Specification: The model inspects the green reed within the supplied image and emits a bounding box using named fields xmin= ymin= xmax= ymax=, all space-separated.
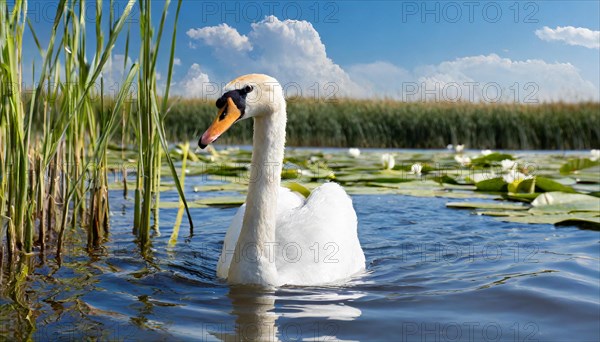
xmin=133 ymin=0 xmax=192 ymax=245
xmin=0 ymin=0 xmax=190 ymax=261
xmin=162 ymin=99 xmax=599 ymax=150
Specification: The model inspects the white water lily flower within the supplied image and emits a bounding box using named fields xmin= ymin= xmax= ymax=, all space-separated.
xmin=471 ymin=172 xmax=496 ymax=183
xmin=501 ymin=159 xmax=517 ymax=171
xmin=481 ymin=149 xmax=493 ymax=156
xmin=348 ymin=148 xmax=361 ymax=158
xmin=410 ymin=163 xmax=422 ymax=175
xmin=454 ymin=154 xmax=471 ymax=166
xmin=381 ymin=153 xmax=395 ymax=170
xmin=455 ymin=144 xmax=464 ymax=153
xmin=297 ymin=169 xmax=310 ymax=177
xmin=446 ymin=144 xmax=454 ymax=151
xmin=503 ymin=171 xmax=531 ymax=184
xmin=591 ymin=149 xmax=600 ymax=161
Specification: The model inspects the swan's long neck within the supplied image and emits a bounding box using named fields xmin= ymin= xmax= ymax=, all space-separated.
xmin=228 ymin=97 xmax=286 ymax=285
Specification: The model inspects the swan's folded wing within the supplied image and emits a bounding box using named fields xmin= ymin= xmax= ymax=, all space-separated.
xmin=276 ymin=182 xmax=365 ymax=285
xmin=216 ymin=187 xmax=305 ymax=279
xmin=216 ymin=203 xmax=246 ymax=279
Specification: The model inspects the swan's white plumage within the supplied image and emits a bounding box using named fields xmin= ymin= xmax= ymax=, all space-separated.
xmin=217 ymin=183 xmax=365 ymax=286
xmin=204 ymin=74 xmax=365 ymax=286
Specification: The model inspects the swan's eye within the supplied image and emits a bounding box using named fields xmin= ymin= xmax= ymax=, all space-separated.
xmin=219 ymin=105 xmax=228 ymax=120
xmin=243 ymin=85 xmax=253 ymax=94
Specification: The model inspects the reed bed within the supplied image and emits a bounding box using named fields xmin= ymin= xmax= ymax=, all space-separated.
xmin=164 ymin=99 xmax=599 ymax=150
xmin=0 ymin=0 xmax=190 ymax=264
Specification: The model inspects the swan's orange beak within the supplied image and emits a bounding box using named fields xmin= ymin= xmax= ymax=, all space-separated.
xmin=199 ymin=97 xmax=242 ymax=149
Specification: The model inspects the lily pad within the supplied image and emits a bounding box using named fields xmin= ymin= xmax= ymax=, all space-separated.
xmin=193 ymin=183 xmax=247 ymax=193
xmin=478 ymin=210 xmax=530 ymax=217
xmin=196 ymin=197 xmax=245 ymax=207
xmin=560 ymin=158 xmax=600 ymax=174
xmin=442 ymin=184 xmax=477 ymax=191
xmin=508 ymin=178 xmax=535 ymax=193
xmin=530 ymin=192 xmax=600 ymax=213
xmin=161 ymin=196 xmax=245 ymax=208
xmin=555 ymin=217 xmax=600 ymax=230
xmin=335 ymin=171 xmax=412 ymax=184
xmin=572 ymin=183 xmax=600 ymax=193
xmin=498 ymin=213 xmax=599 ymax=225
xmin=344 ymin=186 xmax=398 ymax=195
xmin=471 ymin=153 xmax=514 ymax=166
xmin=535 ymin=177 xmax=576 ymax=193
xmin=446 ymin=202 xmax=529 ymax=210
xmin=575 ymin=172 xmax=600 ymax=184
xmin=432 ymin=175 xmax=459 ymax=185
xmin=475 ymin=178 xmax=507 ymax=192
xmin=503 ymin=192 xmax=541 ymax=203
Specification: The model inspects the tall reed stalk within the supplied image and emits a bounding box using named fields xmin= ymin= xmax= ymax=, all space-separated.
xmin=133 ymin=0 xmax=192 ymax=246
xmin=0 ymin=0 xmax=156 ymax=260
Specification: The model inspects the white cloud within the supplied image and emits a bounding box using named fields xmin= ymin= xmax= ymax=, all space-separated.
xmin=187 ymin=23 xmax=252 ymax=53
xmin=174 ymin=63 xmax=212 ymax=98
xmin=186 ymin=16 xmax=361 ymax=97
xmin=418 ymin=54 xmax=598 ymax=102
xmin=185 ymin=17 xmax=597 ymax=102
xmin=174 ymin=57 xmax=182 ymax=66
xmin=348 ymin=54 xmax=598 ymax=102
xmin=535 ymin=26 xmax=600 ymax=49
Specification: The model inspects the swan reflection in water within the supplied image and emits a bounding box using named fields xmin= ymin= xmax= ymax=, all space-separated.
xmin=210 ymin=286 xmax=363 ymax=341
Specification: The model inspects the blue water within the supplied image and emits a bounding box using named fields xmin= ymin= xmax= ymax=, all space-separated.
xmin=3 ymin=181 xmax=597 ymax=342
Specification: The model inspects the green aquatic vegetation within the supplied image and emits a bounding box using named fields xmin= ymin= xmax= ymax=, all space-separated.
xmin=163 ymin=100 xmax=600 ymax=149
xmin=475 ymin=178 xmax=508 ymax=192
xmin=470 ymin=153 xmax=515 ymax=167
xmin=184 ymin=147 xmax=598 ymax=229
xmin=559 ymin=158 xmax=600 ymax=174
xmin=529 ymin=192 xmax=600 ymax=213
xmin=446 ymin=202 xmax=530 ymax=211
xmin=449 ymin=191 xmax=600 ymax=229
xmin=500 ymin=213 xmax=599 ymax=225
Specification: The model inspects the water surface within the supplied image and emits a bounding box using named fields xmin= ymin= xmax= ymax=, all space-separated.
xmin=1 ymin=173 xmax=599 ymax=341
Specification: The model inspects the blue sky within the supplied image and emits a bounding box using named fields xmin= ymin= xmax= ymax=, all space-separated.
xmin=20 ymin=1 xmax=600 ymax=102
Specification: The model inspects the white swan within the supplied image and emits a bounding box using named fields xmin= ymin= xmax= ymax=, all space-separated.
xmin=199 ymin=74 xmax=365 ymax=286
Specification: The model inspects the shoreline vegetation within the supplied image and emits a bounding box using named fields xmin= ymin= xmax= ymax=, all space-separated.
xmin=1 ymin=0 xmax=191 ymax=262
xmin=164 ymin=99 xmax=599 ymax=150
